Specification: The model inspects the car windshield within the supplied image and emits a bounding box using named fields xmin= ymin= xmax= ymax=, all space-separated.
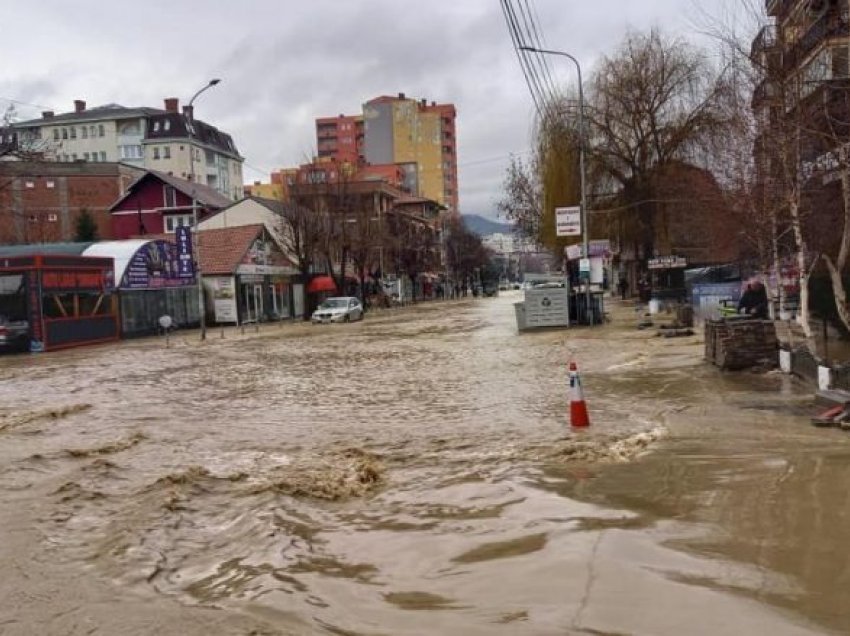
xmin=319 ymin=299 xmax=348 ymax=309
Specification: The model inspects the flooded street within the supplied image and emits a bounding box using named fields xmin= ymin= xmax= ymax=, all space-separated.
xmin=1 ymin=293 xmax=848 ymax=635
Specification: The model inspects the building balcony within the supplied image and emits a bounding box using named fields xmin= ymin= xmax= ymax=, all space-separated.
xmin=751 ymin=24 xmax=777 ymax=59
xmin=317 ymin=130 xmax=338 ymax=140
xmin=766 ymin=0 xmax=793 ymax=18
xmin=752 ymin=78 xmax=779 ymax=107
xmin=784 ymin=9 xmax=850 ymax=72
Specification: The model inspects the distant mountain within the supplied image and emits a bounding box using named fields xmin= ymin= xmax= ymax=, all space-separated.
xmin=462 ymin=214 xmax=513 ymax=237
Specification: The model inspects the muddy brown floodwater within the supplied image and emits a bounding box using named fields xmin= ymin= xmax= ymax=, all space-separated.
xmin=1 ymin=294 xmax=848 ymax=635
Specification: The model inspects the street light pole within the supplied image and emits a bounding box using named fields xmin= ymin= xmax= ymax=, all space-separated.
xmin=185 ymin=78 xmax=220 ymax=341
xmin=519 ymin=46 xmax=592 ymax=325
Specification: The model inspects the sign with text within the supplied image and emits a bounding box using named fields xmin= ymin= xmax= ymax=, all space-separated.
xmin=524 ymin=287 xmax=570 ymax=328
xmin=648 ymin=255 xmax=688 ymax=270
xmin=122 ymin=239 xmax=196 ymax=289
xmin=555 ymin=206 xmax=581 ymax=237
xmin=175 ymin=226 xmax=194 ymax=278
xmin=208 ymin=276 xmax=238 ymax=324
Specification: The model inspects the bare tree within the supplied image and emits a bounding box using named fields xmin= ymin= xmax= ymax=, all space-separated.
xmin=586 ymin=29 xmax=733 ymax=265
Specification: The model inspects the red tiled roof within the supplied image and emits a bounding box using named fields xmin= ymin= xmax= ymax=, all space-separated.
xmin=146 ymin=224 xmax=265 ymax=275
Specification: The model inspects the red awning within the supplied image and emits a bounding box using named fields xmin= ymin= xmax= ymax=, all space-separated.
xmin=307 ymin=275 xmax=338 ymax=293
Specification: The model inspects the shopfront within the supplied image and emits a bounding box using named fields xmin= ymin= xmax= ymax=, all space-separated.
xmin=83 ymin=232 xmax=198 ymax=337
xmin=197 ymin=224 xmax=297 ymax=326
xmin=0 ymin=253 xmax=118 ymax=352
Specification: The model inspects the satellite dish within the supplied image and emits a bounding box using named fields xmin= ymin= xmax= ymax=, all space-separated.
xmin=158 ymin=315 xmax=173 ymax=330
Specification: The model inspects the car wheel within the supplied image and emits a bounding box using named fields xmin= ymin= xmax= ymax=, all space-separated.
xmin=344 ymin=314 xmax=350 ymax=323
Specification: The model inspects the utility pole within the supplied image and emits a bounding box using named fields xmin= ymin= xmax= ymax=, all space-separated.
xmin=185 ymin=78 xmax=220 ymax=341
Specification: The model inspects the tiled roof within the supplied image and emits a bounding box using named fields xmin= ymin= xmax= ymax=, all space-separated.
xmin=147 ymin=224 xmax=265 ymax=275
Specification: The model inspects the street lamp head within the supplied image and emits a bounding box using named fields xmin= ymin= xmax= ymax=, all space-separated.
xmin=518 ymin=46 xmax=539 ymax=53
xmin=209 ymin=78 xmax=221 ymax=87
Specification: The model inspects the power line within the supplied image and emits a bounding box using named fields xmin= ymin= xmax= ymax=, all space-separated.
xmin=501 ymin=0 xmax=543 ymax=116
xmin=518 ymin=0 xmax=558 ymax=102
xmin=0 ymin=96 xmax=54 ymax=112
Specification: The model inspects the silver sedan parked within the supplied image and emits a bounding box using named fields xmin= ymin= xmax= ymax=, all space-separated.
xmin=311 ymin=297 xmax=364 ymax=324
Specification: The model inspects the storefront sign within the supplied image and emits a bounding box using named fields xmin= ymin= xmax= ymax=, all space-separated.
xmin=209 ymin=276 xmax=238 ymax=324
xmin=556 ymin=207 xmax=581 ymax=237
xmin=122 ymin=240 xmax=195 ymax=289
xmin=175 ymin=226 xmax=194 ymax=278
xmin=565 ymin=240 xmax=612 ymax=261
xmin=648 ymin=256 xmax=688 ymax=270
xmin=27 ymin=270 xmax=43 ymax=350
xmin=41 ymin=270 xmax=106 ymax=291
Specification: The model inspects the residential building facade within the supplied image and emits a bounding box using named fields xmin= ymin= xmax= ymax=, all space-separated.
xmin=10 ymin=99 xmax=244 ymax=200
xmin=0 ymin=161 xmax=143 ymax=244
xmin=315 ymin=93 xmax=459 ymax=213
xmin=752 ymin=0 xmax=850 ymax=264
xmin=108 ymin=170 xmax=232 ymax=239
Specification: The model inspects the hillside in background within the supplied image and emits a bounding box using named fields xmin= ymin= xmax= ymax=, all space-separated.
xmin=461 ymin=214 xmax=513 ymax=237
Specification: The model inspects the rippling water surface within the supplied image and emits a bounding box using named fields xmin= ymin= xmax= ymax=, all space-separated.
xmin=1 ymin=294 xmax=847 ymax=635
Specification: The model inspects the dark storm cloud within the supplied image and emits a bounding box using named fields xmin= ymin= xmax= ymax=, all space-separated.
xmin=1 ymin=0 xmax=737 ymax=218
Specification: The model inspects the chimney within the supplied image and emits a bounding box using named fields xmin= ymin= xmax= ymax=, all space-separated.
xmin=74 ymin=100 xmax=86 ymax=113
xmin=398 ymin=92 xmax=405 ymax=100
xmin=182 ymin=105 xmax=194 ymax=121
xmin=420 ymin=98 xmax=426 ymax=107
xmin=42 ymin=110 xmax=54 ymax=119
xmin=431 ymin=101 xmax=436 ymax=107
xmin=164 ymin=97 xmax=179 ymax=113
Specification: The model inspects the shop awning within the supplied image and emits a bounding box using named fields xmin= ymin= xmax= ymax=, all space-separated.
xmin=307 ymin=275 xmax=337 ymax=293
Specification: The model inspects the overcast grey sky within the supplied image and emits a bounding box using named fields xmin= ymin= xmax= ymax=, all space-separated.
xmin=1 ymin=1 xmax=743 ymax=219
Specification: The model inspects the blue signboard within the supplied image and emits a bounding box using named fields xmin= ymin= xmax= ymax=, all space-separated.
xmin=121 ymin=239 xmax=196 ymax=289
xmin=175 ymin=226 xmax=194 ymax=278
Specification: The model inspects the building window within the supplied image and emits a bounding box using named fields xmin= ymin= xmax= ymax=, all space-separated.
xmin=153 ymin=147 xmax=160 ymax=160
xmin=164 ymin=214 xmax=193 ymax=232
xmin=70 ymin=127 xmax=76 ymax=139
xmin=98 ymin=124 xmax=105 ymax=137
xmin=100 ymin=151 xmax=106 ymax=161
xmin=53 ymin=129 xmax=59 ymax=141
xmin=164 ymin=120 xmax=171 ymax=132
xmin=119 ymin=145 xmax=143 ymax=160
xmin=46 ymin=180 xmax=55 ymax=189
xmin=153 ymin=121 xmax=161 ymax=133
xmin=72 ymin=153 xmax=78 ymax=161
xmin=164 ymin=185 xmax=177 ymax=208
xmin=82 ymin=126 xmax=88 ymax=139
xmin=62 ymin=128 xmax=68 ymax=140
xmin=25 ymin=181 xmax=34 ymax=189
xmin=47 ymin=214 xmax=58 ymax=223
xmin=84 ymin=152 xmax=90 ymax=161
xmin=90 ymin=125 xmax=96 ymax=137
xmin=163 ymin=146 xmax=171 ymax=159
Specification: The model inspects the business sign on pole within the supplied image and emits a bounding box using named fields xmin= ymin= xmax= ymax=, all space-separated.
xmin=175 ymin=226 xmax=194 ymax=278
xmin=555 ymin=206 xmax=581 ymax=237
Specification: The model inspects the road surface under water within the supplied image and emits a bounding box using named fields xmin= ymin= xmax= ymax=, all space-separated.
xmin=1 ymin=293 xmax=848 ymax=635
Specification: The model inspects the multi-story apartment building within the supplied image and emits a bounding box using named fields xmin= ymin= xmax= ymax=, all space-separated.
xmin=316 ymin=114 xmax=364 ymax=164
xmin=9 ymin=99 xmax=243 ymax=200
xmin=315 ymin=94 xmax=458 ymax=213
xmin=751 ymin=0 xmax=849 ymax=252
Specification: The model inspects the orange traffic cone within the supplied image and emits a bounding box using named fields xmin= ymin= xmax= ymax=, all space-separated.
xmin=569 ymin=361 xmax=590 ymax=428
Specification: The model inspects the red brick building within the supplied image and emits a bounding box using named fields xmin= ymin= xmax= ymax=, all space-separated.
xmin=0 ymin=162 xmax=143 ymax=244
